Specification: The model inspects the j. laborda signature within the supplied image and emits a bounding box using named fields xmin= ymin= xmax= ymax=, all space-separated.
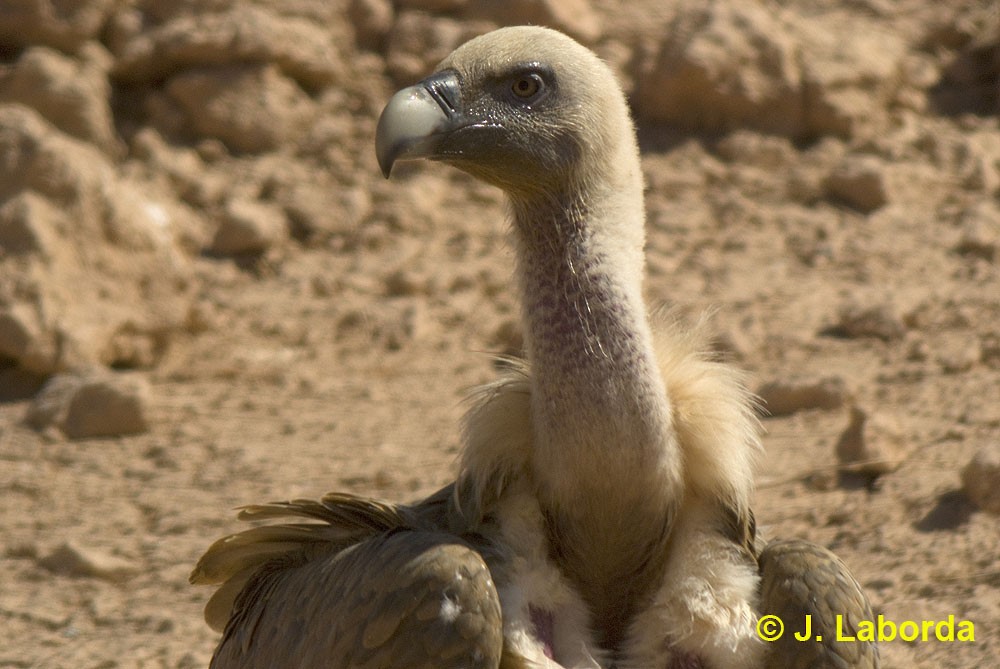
xmin=756 ymin=613 xmax=975 ymax=643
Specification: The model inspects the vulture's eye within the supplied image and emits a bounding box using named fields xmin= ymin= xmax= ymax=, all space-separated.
xmin=510 ymin=74 xmax=544 ymax=100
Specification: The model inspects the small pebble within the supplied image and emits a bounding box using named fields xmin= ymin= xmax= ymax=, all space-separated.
xmin=823 ymin=156 xmax=890 ymax=214
xmin=26 ymin=370 xmax=151 ymax=439
xmin=826 ymin=300 xmax=906 ymax=341
xmin=757 ymin=376 xmax=849 ymax=416
xmin=835 ymin=405 xmax=908 ymax=477
xmin=38 ymin=541 xmax=139 ymax=581
xmin=961 ymin=446 xmax=1000 ymax=515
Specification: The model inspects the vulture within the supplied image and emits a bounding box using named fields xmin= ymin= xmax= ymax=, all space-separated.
xmin=191 ymin=26 xmax=878 ymax=669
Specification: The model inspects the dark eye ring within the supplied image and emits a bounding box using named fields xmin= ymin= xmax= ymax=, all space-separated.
xmin=511 ymin=74 xmax=543 ymax=99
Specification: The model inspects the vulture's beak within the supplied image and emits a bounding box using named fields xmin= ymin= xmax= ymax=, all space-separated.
xmin=375 ymin=70 xmax=464 ymax=178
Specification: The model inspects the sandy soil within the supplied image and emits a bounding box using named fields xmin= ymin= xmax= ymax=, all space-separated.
xmin=1 ymin=1 xmax=998 ymax=667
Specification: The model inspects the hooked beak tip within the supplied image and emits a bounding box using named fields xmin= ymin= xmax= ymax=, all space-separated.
xmin=375 ymin=70 xmax=462 ymax=178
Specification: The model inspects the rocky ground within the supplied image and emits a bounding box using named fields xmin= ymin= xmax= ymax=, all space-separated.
xmin=1 ymin=0 xmax=998 ymax=667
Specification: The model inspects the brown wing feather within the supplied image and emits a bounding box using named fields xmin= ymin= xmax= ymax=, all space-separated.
xmin=190 ymin=487 xmax=463 ymax=625
xmin=209 ymin=531 xmax=503 ymax=669
xmin=235 ymin=492 xmax=412 ymax=529
xmin=192 ymin=486 xmax=508 ymax=667
xmin=758 ymin=538 xmax=880 ymax=669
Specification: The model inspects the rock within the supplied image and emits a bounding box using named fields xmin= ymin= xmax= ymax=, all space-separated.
xmin=491 ymin=318 xmax=523 ymax=356
xmin=0 ymin=44 xmax=118 ymax=153
xmin=0 ymin=307 xmax=36 ymax=365
xmin=782 ymin=212 xmax=836 ymax=267
xmin=930 ymin=24 xmax=1000 ymax=116
xmin=64 ymin=375 xmax=150 ymax=439
xmin=0 ymin=106 xmax=192 ymax=374
xmin=38 ymin=541 xmax=139 ymax=581
xmin=24 ymin=373 xmax=85 ymax=431
xmin=835 ymin=405 xmax=908 ymax=477
xmin=709 ymin=327 xmax=754 ymax=361
xmin=794 ymin=14 xmax=904 ymax=138
xmin=112 ymin=6 xmax=342 ymax=91
xmin=128 ymin=0 xmax=231 ymax=25
xmin=635 ymin=3 xmax=802 ymax=134
xmin=159 ymin=63 xmax=316 ymax=153
xmin=633 ymin=1 xmax=903 ymax=138
xmin=822 ymin=155 xmax=890 ymax=213
xmin=825 ymin=299 xmax=906 ymax=342
xmin=381 ymin=301 xmax=430 ymax=351
xmin=0 ymin=0 xmax=117 ymax=52
xmin=26 ymin=369 xmax=151 ymax=439
xmin=210 ymin=198 xmax=287 ymax=256
xmin=0 ymin=191 xmax=62 ymax=258
xmin=953 ymin=203 xmax=998 ymax=262
xmin=466 ymin=0 xmax=601 ymax=44
xmin=0 ymin=304 xmax=57 ymax=375
xmin=104 ymin=5 xmax=144 ymax=56
xmin=920 ymin=7 xmax=988 ymax=51
xmin=981 ymin=333 xmax=1000 ymax=368
xmin=960 ymin=151 xmax=1000 ymax=193
xmin=398 ymin=0 xmax=469 ymax=11
xmin=344 ymin=301 xmax=434 ymax=351
xmin=128 ymin=128 xmax=225 ymax=222
xmin=757 ymin=376 xmax=849 ymax=416
xmin=0 ymin=105 xmax=103 ymax=203
xmin=102 ymin=327 xmax=166 ymax=372
xmin=383 ymin=269 xmax=427 ymax=297
xmin=283 ymin=183 xmax=372 ymax=241
xmin=961 ymin=445 xmax=1000 ymax=515
xmin=349 ymin=0 xmax=394 ymax=50
xmin=385 ymin=12 xmax=484 ymax=84
xmin=714 ymin=130 xmax=796 ymax=169
xmin=937 ymin=346 xmax=978 ymax=375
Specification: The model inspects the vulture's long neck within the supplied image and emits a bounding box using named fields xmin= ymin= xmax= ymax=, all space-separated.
xmin=509 ymin=144 xmax=683 ymax=649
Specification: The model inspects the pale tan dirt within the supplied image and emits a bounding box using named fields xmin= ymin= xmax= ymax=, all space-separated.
xmin=1 ymin=1 xmax=999 ymax=667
